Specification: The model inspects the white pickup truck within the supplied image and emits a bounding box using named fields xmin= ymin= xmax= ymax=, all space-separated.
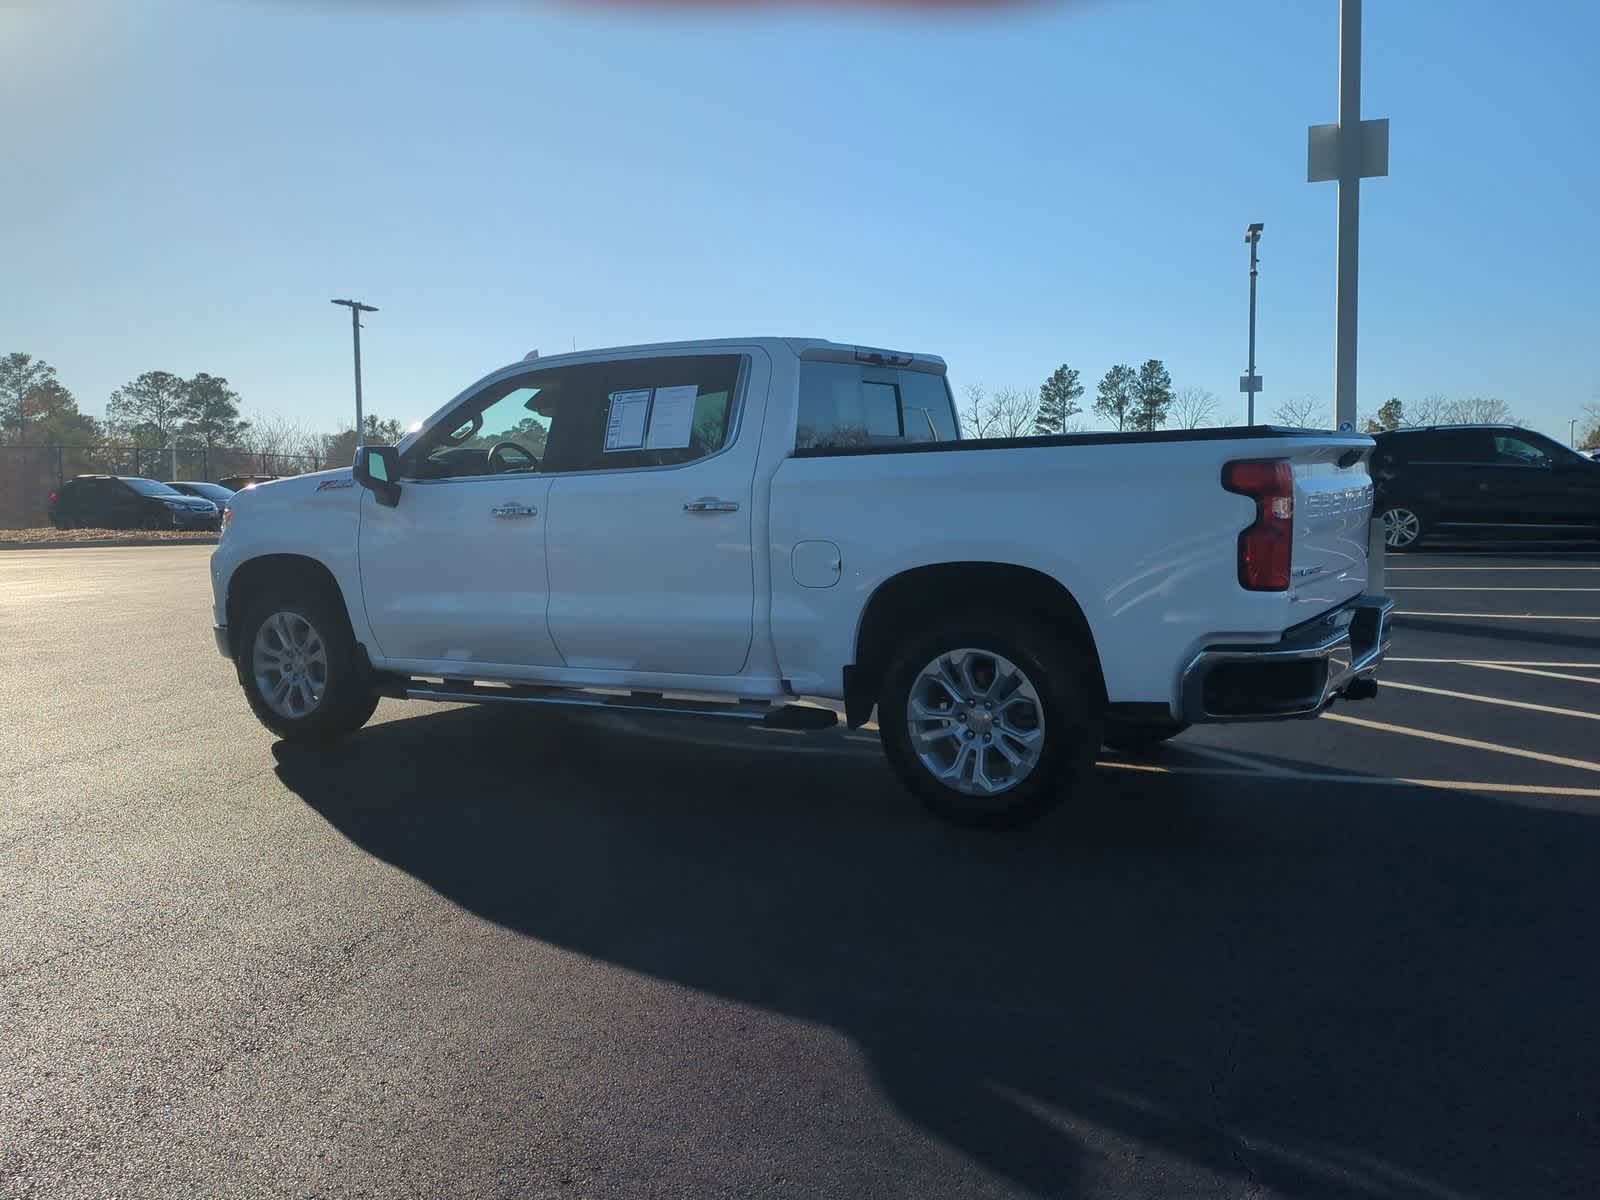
xmin=211 ymin=337 xmax=1391 ymax=827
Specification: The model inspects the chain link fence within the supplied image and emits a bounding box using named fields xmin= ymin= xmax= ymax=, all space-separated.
xmin=0 ymin=443 xmax=330 ymax=528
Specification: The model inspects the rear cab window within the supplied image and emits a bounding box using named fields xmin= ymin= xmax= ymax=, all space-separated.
xmin=796 ymin=362 xmax=958 ymax=451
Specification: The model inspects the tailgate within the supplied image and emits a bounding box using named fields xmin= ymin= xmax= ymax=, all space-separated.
xmin=1288 ymin=441 xmax=1376 ymax=624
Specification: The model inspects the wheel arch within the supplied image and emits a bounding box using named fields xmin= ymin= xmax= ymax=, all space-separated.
xmin=224 ymin=553 xmax=357 ymax=661
xmin=844 ymin=562 xmax=1106 ymax=728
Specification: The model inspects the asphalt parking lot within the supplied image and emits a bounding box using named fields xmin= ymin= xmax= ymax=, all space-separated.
xmin=4 ymin=545 xmax=1598 ymax=1199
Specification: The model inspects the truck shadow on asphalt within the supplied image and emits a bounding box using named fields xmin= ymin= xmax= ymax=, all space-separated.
xmin=274 ymin=706 xmax=1599 ymax=1199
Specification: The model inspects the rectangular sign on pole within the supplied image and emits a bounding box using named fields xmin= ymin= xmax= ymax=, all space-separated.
xmin=1307 ymin=118 xmax=1390 ymax=182
xmin=1239 ymin=374 xmax=1262 ymax=394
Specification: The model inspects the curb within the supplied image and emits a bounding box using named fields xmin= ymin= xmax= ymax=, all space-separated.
xmin=0 ymin=537 xmax=220 ymax=551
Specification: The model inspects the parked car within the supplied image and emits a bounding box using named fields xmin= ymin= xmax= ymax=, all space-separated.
xmin=49 ymin=475 xmax=223 ymax=531
xmin=164 ymin=480 xmax=236 ymax=511
xmin=210 ymin=337 xmax=1390 ymax=828
xmin=217 ymin=474 xmax=278 ymax=492
xmin=1371 ymin=425 xmax=1600 ymax=549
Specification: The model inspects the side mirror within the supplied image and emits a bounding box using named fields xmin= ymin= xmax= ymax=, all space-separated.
xmin=353 ymin=445 xmax=401 ymax=508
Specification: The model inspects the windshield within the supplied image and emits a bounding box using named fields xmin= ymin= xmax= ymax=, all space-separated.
xmin=122 ymin=478 xmax=182 ymax=497
xmin=177 ymin=482 xmax=233 ymax=500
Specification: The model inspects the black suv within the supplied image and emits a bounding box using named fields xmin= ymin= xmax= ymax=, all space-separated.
xmin=48 ymin=476 xmax=222 ymax=531
xmin=1371 ymin=425 xmax=1600 ymax=549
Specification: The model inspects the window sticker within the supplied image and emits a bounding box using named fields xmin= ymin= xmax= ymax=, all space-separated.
xmin=645 ymin=384 xmax=699 ymax=450
xmin=604 ymin=389 xmax=652 ymax=452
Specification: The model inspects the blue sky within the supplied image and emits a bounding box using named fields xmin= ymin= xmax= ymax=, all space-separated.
xmin=3 ymin=0 xmax=1596 ymax=440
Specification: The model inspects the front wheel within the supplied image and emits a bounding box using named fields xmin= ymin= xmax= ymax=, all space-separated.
xmin=878 ymin=616 xmax=1102 ymax=829
xmin=1378 ymin=504 xmax=1426 ymax=551
xmin=237 ymin=590 xmax=378 ymax=742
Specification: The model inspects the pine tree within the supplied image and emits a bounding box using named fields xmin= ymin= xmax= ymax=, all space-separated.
xmin=1093 ymin=364 xmax=1136 ymax=431
xmin=1032 ymin=363 xmax=1083 ymax=435
xmin=1130 ymin=359 xmax=1174 ymax=432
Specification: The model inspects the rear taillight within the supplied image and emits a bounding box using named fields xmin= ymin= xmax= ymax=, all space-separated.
xmin=49 ymin=491 xmax=58 ymax=504
xmin=1223 ymin=459 xmax=1293 ymax=591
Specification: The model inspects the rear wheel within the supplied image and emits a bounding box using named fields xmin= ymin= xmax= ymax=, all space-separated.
xmin=1378 ymin=504 xmax=1425 ymax=551
xmin=878 ymin=615 xmax=1102 ymax=829
xmin=237 ymin=589 xmax=378 ymax=742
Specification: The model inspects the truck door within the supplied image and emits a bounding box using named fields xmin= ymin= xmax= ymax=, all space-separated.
xmin=358 ymin=374 xmax=562 ymax=669
xmin=543 ymin=350 xmax=765 ymax=676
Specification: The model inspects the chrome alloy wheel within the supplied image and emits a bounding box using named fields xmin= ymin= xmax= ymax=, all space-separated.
xmin=906 ymin=647 xmax=1046 ymax=796
xmin=252 ymin=610 xmax=329 ymax=719
xmin=1381 ymin=507 xmax=1421 ymax=548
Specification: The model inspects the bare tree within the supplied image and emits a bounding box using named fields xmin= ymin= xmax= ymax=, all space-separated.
xmin=1579 ymin=402 xmax=1600 ymax=450
xmin=988 ymin=387 xmax=1038 ymax=438
xmin=960 ymin=383 xmax=995 ymax=439
xmin=1440 ymin=396 xmax=1518 ymax=425
xmin=1272 ymin=394 xmax=1322 ymax=428
xmin=1408 ymin=394 xmax=1449 ymax=426
xmin=241 ymin=411 xmax=317 ymax=457
xmin=1171 ymin=386 xmax=1220 ymax=429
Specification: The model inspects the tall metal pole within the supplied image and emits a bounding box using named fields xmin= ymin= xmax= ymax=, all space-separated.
xmin=350 ymin=306 xmax=365 ymax=448
xmin=331 ymin=299 xmax=378 ymax=457
xmin=1333 ymin=0 xmax=1362 ymax=430
xmin=1246 ymin=225 xmax=1262 ymax=424
xmin=1247 ymin=243 xmax=1257 ymax=424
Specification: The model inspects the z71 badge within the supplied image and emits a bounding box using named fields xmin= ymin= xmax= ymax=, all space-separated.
xmin=316 ymin=478 xmax=354 ymax=491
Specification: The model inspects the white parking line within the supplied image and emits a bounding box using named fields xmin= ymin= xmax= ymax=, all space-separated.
xmin=1322 ymin=713 xmax=1600 ymax=774
xmin=1389 ymin=657 xmax=1600 ymax=668
xmin=1386 ymin=565 xmax=1600 ymax=571
xmin=1389 ymin=586 xmax=1600 ymax=592
xmin=1378 ymin=678 xmax=1600 ymax=721
xmin=1096 ymin=760 xmax=1600 ymax=798
xmin=1453 ymin=662 xmax=1600 ymax=686
xmin=1174 ymin=743 xmax=1296 ymax=775
xmin=1396 ymin=611 xmax=1600 ymax=620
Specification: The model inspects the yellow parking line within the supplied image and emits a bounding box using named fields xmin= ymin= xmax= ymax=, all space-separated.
xmin=1378 ymin=678 xmax=1600 ymax=721
xmin=1322 ymin=712 xmax=1600 ymax=774
xmin=1396 ymin=611 xmax=1600 ymax=620
xmin=1396 ymin=779 xmax=1600 ymax=798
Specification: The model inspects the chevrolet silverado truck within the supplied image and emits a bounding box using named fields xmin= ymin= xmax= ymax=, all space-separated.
xmin=211 ymin=337 xmax=1391 ymax=827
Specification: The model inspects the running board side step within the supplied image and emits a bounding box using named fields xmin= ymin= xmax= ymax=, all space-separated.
xmin=400 ymin=679 xmax=839 ymax=731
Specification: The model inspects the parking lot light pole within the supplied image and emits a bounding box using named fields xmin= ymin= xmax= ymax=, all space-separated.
xmin=331 ymin=299 xmax=378 ymax=454
xmin=1242 ymin=223 xmax=1264 ymax=425
xmin=1308 ymin=0 xmax=1389 ymax=430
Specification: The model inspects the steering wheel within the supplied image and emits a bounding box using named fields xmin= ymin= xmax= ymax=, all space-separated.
xmin=486 ymin=440 xmax=539 ymax=474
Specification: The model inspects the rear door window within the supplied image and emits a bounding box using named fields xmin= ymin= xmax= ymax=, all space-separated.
xmin=1417 ymin=430 xmax=1491 ymax=463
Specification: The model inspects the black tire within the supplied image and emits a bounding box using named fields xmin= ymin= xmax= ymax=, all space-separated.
xmin=1103 ymin=720 xmax=1188 ymax=755
xmin=877 ymin=613 xmax=1103 ymax=830
xmin=236 ymin=586 xmax=378 ymax=743
xmin=1377 ymin=503 xmax=1427 ymax=553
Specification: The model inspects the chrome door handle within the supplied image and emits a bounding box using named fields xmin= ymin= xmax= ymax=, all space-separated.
xmin=684 ymin=498 xmax=740 ymax=513
xmin=490 ymin=503 xmax=537 ymax=519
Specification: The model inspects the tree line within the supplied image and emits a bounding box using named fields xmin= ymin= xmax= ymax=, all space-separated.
xmin=0 ymin=350 xmax=401 ymax=470
xmin=1354 ymin=394 xmax=1521 ymax=434
xmin=962 ymin=359 xmax=1224 ymax=439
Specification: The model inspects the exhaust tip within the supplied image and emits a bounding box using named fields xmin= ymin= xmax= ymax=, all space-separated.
xmin=1342 ymin=678 xmax=1379 ymax=702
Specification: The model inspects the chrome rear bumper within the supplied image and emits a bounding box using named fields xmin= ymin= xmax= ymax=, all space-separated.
xmin=1180 ymin=594 xmax=1394 ymax=723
